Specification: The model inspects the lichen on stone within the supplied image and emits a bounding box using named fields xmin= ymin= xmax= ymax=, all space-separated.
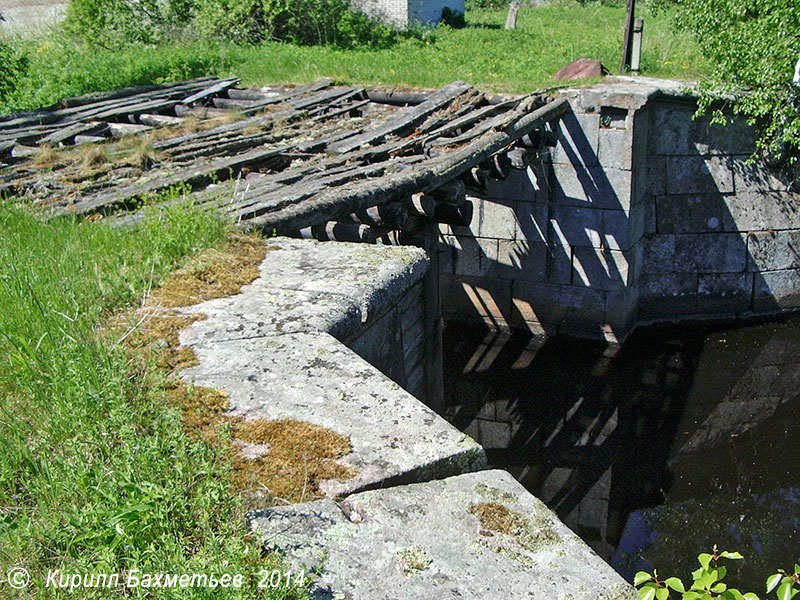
xmin=395 ymin=546 xmax=432 ymax=577
xmin=469 ymin=501 xmax=562 ymax=557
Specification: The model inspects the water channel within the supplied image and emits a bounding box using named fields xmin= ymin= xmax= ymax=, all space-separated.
xmin=441 ymin=316 xmax=800 ymax=591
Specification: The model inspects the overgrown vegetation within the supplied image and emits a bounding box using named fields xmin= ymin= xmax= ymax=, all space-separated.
xmin=650 ymin=0 xmax=800 ymax=160
xmin=0 ymin=200 xmax=308 ymax=598
xmin=635 ymin=547 xmax=800 ymax=600
xmin=0 ymin=1 xmax=708 ymax=114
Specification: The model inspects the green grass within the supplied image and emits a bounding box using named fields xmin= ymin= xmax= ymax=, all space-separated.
xmin=0 ymin=0 xmax=709 ymax=114
xmin=0 ymin=200 xmax=308 ymax=599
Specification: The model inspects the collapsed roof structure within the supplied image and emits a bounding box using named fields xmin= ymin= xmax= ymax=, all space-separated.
xmin=0 ymin=76 xmax=567 ymax=243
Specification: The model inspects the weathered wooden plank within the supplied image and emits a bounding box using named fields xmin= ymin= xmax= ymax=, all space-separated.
xmin=108 ymin=122 xmax=152 ymax=138
xmin=327 ymin=81 xmax=473 ymax=155
xmin=75 ymin=135 xmax=108 ymax=145
xmin=244 ymin=97 xmax=569 ymax=232
xmin=0 ymin=78 xmax=219 ymax=132
xmin=239 ymin=79 xmax=334 ymax=115
xmin=227 ymin=88 xmax=280 ymax=101
xmin=51 ymin=143 xmax=292 ymax=217
xmin=366 ymin=89 xmax=431 ymax=106
xmin=211 ymin=97 xmax=260 ymax=110
xmin=153 ymin=108 xmax=299 ymax=152
xmin=138 ymin=113 xmax=183 ymax=127
xmin=40 ymin=121 xmax=108 ymax=145
xmin=181 ymin=78 xmax=240 ymax=106
xmin=311 ymin=99 xmax=370 ymax=122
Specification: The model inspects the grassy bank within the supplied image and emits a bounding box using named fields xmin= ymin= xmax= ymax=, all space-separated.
xmin=0 ymin=202 xmax=307 ymax=598
xmin=0 ymin=1 xmax=708 ymax=113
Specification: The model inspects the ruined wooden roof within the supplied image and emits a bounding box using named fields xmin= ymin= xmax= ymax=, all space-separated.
xmin=0 ymin=77 xmax=567 ymax=240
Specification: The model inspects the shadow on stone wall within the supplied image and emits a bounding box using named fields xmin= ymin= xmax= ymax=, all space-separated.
xmin=439 ymin=94 xmax=800 ymax=564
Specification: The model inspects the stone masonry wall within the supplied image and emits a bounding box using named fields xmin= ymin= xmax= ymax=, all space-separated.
xmin=352 ymin=0 xmax=464 ymax=26
xmin=438 ymin=78 xmax=800 ymax=342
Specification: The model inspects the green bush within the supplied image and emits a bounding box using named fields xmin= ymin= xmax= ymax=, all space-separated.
xmin=194 ymin=0 xmax=399 ymax=47
xmin=651 ymin=0 xmax=800 ymax=160
xmin=64 ymin=0 xmax=195 ymax=46
xmin=65 ymin=0 xmax=400 ymax=48
xmin=635 ymin=546 xmax=800 ymax=600
xmin=0 ymin=41 xmax=28 ymax=102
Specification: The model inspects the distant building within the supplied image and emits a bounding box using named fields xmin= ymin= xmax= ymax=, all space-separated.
xmin=354 ymin=0 xmax=465 ymax=26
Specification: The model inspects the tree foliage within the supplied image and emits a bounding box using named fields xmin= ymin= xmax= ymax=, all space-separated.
xmin=653 ymin=0 xmax=800 ymax=158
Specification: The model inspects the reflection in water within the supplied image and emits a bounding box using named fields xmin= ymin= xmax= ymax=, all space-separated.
xmin=442 ymin=317 xmax=800 ymax=590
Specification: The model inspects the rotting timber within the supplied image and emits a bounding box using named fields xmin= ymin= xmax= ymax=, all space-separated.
xmin=0 ymin=76 xmax=567 ymax=244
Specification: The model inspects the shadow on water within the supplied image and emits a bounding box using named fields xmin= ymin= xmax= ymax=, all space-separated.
xmin=442 ymin=315 xmax=800 ymax=590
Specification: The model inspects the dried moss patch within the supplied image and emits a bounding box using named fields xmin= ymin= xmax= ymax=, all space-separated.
xmin=148 ymin=234 xmax=266 ymax=308
xmin=470 ymin=502 xmax=521 ymax=536
xmin=231 ymin=419 xmax=356 ymax=504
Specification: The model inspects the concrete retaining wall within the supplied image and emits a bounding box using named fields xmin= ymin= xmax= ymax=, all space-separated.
xmin=174 ymin=237 xmax=633 ymax=599
xmin=438 ymin=77 xmax=800 ymax=342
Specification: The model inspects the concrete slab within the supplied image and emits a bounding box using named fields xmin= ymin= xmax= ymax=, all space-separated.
xmin=178 ymin=238 xmax=430 ymax=344
xmin=176 ymin=237 xmax=485 ymax=497
xmin=250 ymin=469 xmax=636 ymax=600
xmin=181 ymin=331 xmax=485 ymax=496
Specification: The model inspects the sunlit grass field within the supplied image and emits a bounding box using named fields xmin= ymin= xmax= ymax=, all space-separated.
xmin=1 ymin=0 xmax=707 ymax=113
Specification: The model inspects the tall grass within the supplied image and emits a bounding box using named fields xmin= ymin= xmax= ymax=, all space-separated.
xmin=0 ymin=1 xmax=708 ymax=114
xmin=0 ymin=202 xmax=305 ymax=598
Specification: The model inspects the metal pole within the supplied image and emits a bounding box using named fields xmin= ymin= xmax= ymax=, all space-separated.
xmin=620 ymin=0 xmax=636 ymax=73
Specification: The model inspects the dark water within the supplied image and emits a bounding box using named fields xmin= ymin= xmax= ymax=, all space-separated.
xmin=441 ymin=317 xmax=800 ymax=591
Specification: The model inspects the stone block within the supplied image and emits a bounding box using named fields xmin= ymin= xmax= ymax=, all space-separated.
xmin=697 ymin=273 xmax=754 ymax=314
xmin=603 ymin=208 xmax=636 ymax=251
xmin=181 ymin=330 xmax=486 ymax=497
xmin=549 ymin=204 xmax=604 ymax=248
xmin=439 ymin=234 xmax=496 ymax=278
xmin=515 ymin=200 xmax=549 ymax=245
xmin=572 ymin=246 xmax=630 ymax=290
xmin=722 ymin=191 xmax=800 ymax=232
xmin=495 ymin=239 xmax=551 ymax=282
xmin=637 ymin=273 xmax=699 ymax=317
xmin=646 ymin=154 xmax=667 ymax=196
xmin=641 ymin=234 xmax=675 ymax=274
xmin=470 ymin=195 xmax=519 ymax=240
xmin=656 ymin=193 xmax=729 ymax=234
xmin=441 ymin=273 xmax=513 ymax=329
xmin=627 ymin=201 xmax=650 ymax=246
xmin=677 ymin=233 xmax=748 ymax=273
xmin=649 ymin=102 xmax=693 ymax=156
xmin=748 ymin=230 xmax=800 ymax=272
xmin=598 ymin=126 xmax=632 ymax=171
xmin=478 ymin=419 xmax=514 ymax=449
xmin=665 ymin=155 xmax=734 ymax=195
xmin=249 ymin=470 xmax=636 ymax=600
xmin=511 ymin=280 xmax=607 ymax=334
xmin=649 ymin=101 xmax=756 ymax=156
xmin=551 ymin=162 xmax=632 ymax=210
xmin=484 ymin=167 xmax=539 ymax=202
xmin=731 ymin=155 xmax=795 ymax=192
xmin=605 ymin=284 xmax=639 ymax=338
xmin=348 ymin=307 xmax=405 ymax=385
xmin=753 ymin=269 xmax=800 ymax=310
xmin=551 ymin=109 xmax=601 ymax=167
